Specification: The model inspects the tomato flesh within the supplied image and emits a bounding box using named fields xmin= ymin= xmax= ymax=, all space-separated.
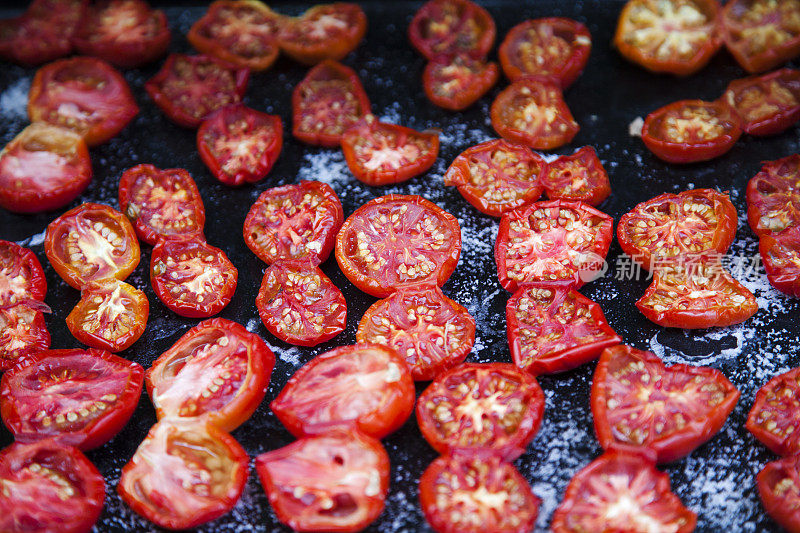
xmin=0 ymin=0 xmax=85 ymax=66
xmin=0 ymin=240 xmax=47 ymax=307
xmin=758 ymin=455 xmax=800 ymax=532
xmin=746 ymin=154 xmax=800 ymax=237
xmin=278 ymin=3 xmax=367 ymax=65
xmin=724 ymin=68 xmax=800 ymax=136
xmin=760 ymin=227 xmax=800 ymax=297
xmin=423 ymin=55 xmax=499 ymax=111
xmin=408 ymin=0 xmax=496 ymax=60
xmin=542 ymin=146 xmax=612 ymax=206
xmin=722 ymin=0 xmax=800 ymax=73
xmin=747 ymin=366 xmax=800 ymax=456
xmin=0 ymin=306 xmax=51 ymax=371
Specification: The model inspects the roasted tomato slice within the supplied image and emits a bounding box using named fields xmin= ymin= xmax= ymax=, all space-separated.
xmin=150 ymin=235 xmax=238 ymax=318
xmin=408 ymin=0 xmax=496 ymax=60
xmin=746 ymin=154 xmax=800 ymax=237
xmin=758 ymin=455 xmax=800 ymax=532
xmin=617 ymin=188 xmax=738 ymax=270
xmin=641 ymin=99 xmax=743 ymax=163
xmin=499 ymin=17 xmax=592 ymax=88
xmin=278 ymin=2 xmax=367 ymax=65
xmin=244 ymin=181 xmax=343 ymax=265
xmin=0 ymin=240 xmax=47 ymax=307
xmin=551 ymin=448 xmax=696 ymax=532
xmin=721 ymin=0 xmax=800 ymax=74
xmin=419 ymin=452 xmax=540 ymax=533
xmin=341 ymin=116 xmax=440 ymax=186
xmin=495 ymin=199 xmax=614 ymax=292
xmin=507 ymin=284 xmax=621 ymax=376
xmin=292 ymin=59 xmax=371 ymax=147
xmin=0 ymin=0 xmax=85 ymax=66
xmin=542 ymin=146 xmax=612 ymax=205
xmin=66 ymin=279 xmax=148 ymax=352
xmin=490 ymin=77 xmax=579 ymax=150
xmin=271 ymin=343 xmax=415 ymax=439
xmin=637 ymin=258 xmax=758 ymax=328
xmin=0 ymin=440 xmax=104 ymax=533
xmin=72 ymin=0 xmax=171 ymax=68
xmin=335 ymin=194 xmax=461 ymax=297
xmin=187 ymin=0 xmax=281 ymax=71
xmin=724 ymin=68 xmax=800 ymax=136
xmin=45 ymin=202 xmax=140 ymax=290
xmin=0 ymin=123 xmax=91 ymax=214
xmin=0 ymin=306 xmax=50 ymax=371
xmin=256 ymin=260 xmax=346 ymax=347
xmin=146 ymin=318 xmax=274 ymax=432
xmin=760 ymin=227 xmax=800 ymax=297
xmin=255 ymin=430 xmax=390 ymax=533
xmin=747 ymin=366 xmax=800 ymax=455
xmin=423 ymin=55 xmax=499 ymax=111
xmin=28 ymin=56 xmax=138 ymax=147
xmin=118 ymin=164 xmax=206 ymax=246
xmin=0 ymin=348 xmax=143 ymax=450
xmin=613 ymin=0 xmax=722 ymax=76
xmin=416 ymin=363 xmax=545 ymax=458
xmin=591 ymin=344 xmax=739 ymax=463
xmin=145 ymin=53 xmax=250 ymax=128
xmin=356 ymin=286 xmax=475 ymax=381
xmin=197 ymin=104 xmax=283 ymax=186
xmin=443 ymin=138 xmax=545 ymax=217
xmin=118 ymin=418 xmax=249 ymax=530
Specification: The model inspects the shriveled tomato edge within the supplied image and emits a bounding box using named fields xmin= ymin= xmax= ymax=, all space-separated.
xmin=724 ymin=69 xmax=800 ymax=136
xmin=0 ymin=240 xmax=47 ymax=304
xmin=408 ymin=0 xmax=496 ymax=61
xmin=721 ymin=1 xmax=800 ymax=74
xmin=746 ymin=367 xmax=800 ymax=456
xmin=277 ymin=3 xmax=367 ymax=66
xmin=759 ymin=231 xmax=800 ymax=297
xmin=757 ymin=456 xmax=800 ymax=532
xmin=422 ymin=56 xmax=499 ymax=111
xmin=746 ymin=155 xmax=800 ymax=238
xmin=542 ymin=146 xmax=612 ymax=206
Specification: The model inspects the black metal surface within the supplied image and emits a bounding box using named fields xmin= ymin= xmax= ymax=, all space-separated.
xmin=1 ymin=1 xmax=799 ymax=531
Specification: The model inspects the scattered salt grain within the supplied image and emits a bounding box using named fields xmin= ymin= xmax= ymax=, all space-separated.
xmin=628 ymin=116 xmax=644 ymax=137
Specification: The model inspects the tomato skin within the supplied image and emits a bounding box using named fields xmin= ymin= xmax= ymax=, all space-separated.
xmin=271 ymin=343 xmax=415 ymax=439
xmin=724 ymin=68 xmax=800 ymax=136
xmin=0 ymin=240 xmax=47 ymax=307
xmin=722 ymin=0 xmax=800 ymax=74
xmin=422 ymin=55 xmax=499 ymax=111
xmin=0 ymin=439 xmax=105 ymax=533
xmin=408 ymin=0 xmax=496 ymax=61
xmin=747 ymin=366 xmax=800 ymax=455
xmin=0 ymin=123 xmax=92 ymax=214
xmin=760 ymin=228 xmax=800 ymax=297
xmin=746 ymin=154 xmax=800 ymax=237
xmin=278 ymin=3 xmax=367 ymax=65
xmin=542 ymin=146 xmax=612 ymax=206
xmin=0 ymin=305 xmax=51 ymax=372
xmin=758 ymin=455 xmax=800 ymax=532
xmin=0 ymin=0 xmax=86 ymax=66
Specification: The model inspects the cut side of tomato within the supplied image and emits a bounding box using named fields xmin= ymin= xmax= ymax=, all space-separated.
xmin=271 ymin=343 xmax=415 ymax=439
xmin=758 ymin=455 xmax=800 ymax=532
xmin=146 ymin=317 xmax=274 ymax=432
xmin=356 ymin=286 xmax=475 ymax=381
xmin=0 ymin=123 xmax=92 ymax=214
xmin=335 ymin=194 xmax=462 ymax=297
xmin=408 ymin=0 xmax=496 ymax=60
xmin=542 ymin=146 xmax=612 ymax=206
xmin=0 ymin=240 xmax=47 ymax=307
xmin=0 ymin=0 xmax=85 ymax=66
xmin=724 ymin=68 xmax=800 ymax=136
xmin=197 ymin=104 xmax=283 ymax=186
xmin=443 ymin=138 xmax=545 ymax=217
xmin=0 ymin=348 xmax=143 ymax=450
xmin=0 ymin=306 xmax=50 ymax=372
xmin=256 ymin=260 xmax=346 ymax=347
xmin=721 ymin=0 xmax=800 ymax=73
xmin=278 ymin=2 xmax=367 ymax=65
xmin=423 ymin=55 xmax=499 ymax=111
xmin=592 ymin=344 xmax=739 ymax=463
xmin=255 ymin=430 xmax=390 ymax=533
xmin=45 ymin=202 xmax=140 ymax=290
xmin=416 ymin=363 xmax=545 ymax=458
xmin=746 ymin=154 xmax=800 ymax=237
xmin=760 ymin=227 xmax=800 ymax=297
xmin=747 ymin=366 xmax=800 ymax=456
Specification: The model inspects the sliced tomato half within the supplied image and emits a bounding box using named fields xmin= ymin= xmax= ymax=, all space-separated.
xmin=0 ymin=240 xmax=47 ymax=307
xmin=423 ymin=55 xmax=499 ymax=111
xmin=724 ymin=68 xmax=800 ymax=136
xmin=758 ymin=455 xmax=800 ymax=532
xmin=0 ymin=0 xmax=85 ymax=66
xmin=0 ymin=305 xmax=50 ymax=372
xmin=746 ymin=154 xmax=800 ymax=237
xmin=278 ymin=2 xmax=367 ymax=65
xmin=760 ymin=227 xmax=800 ymax=297
xmin=408 ymin=0 xmax=496 ymax=60
xmin=721 ymin=0 xmax=800 ymax=73
xmin=746 ymin=366 xmax=800 ymax=456
xmin=542 ymin=146 xmax=612 ymax=206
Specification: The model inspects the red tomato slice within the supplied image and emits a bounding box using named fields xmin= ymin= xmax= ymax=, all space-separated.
xmin=443 ymin=138 xmax=545 ymax=217
xmin=724 ymin=68 xmax=800 ymax=136
xmin=416 ymin=363 xmax=545 ymax=458
xmin=0 ymin=0 xmax=85 ymax=66
xmin=490 ymin=77 xmax=579 ymax=150
xmin=0 ymin=348 xmax=143 ymax=450
xmin=335 ymin=194 xmax=462 ymax=297
xmin=0 ymin=305 xmax=50 ymax=371
xmin=637 ymin=258 xmax=758 ymax=328
xmin=66 ymin=279 xmax=148 ymax=352
xmin=244 ymin=180 xmax=343 ymax=265
xmin=423 ymin=55 xmax=499 ymax=111
xmin=760 ymin=227 xmax=800 ymax=297
xmin=0 ymin=440 xmax=104 ymax=533
xmin=118 ymin=418 xmax=249 ymax=530
xmin=542 ymin=146 xmax=612 ymax=206
xmin=0 ymin=240 xmax=47 ymax=307
xmin=256 ymin=260 xmax=346 ymax=347
xmin=746 ymin=154 xmax=800 ymax=237
xmin=613 ymin=0 xmax=722 ymax=76
xmin=507 ymin=284 xmax=621 ymax=375
xmin=146 ymin=317 xmax=274 ymax=432
xmin=641 ymin=99 xmax=743 ymax=164
xmin=255 ymin=430 xmax=389 ymax=533
xmin=187 ymin=0 xmax=282 ymax=71
xmin=45 ymin=202 xmax=140 ymax=290
xmin=292 ymin=59 xmax=371 ymax=147
xmin=28 ymin=56 xmax=138 ymax=147
xmin=341 ymin=116 xmax=440 ymax=186
xmin=408 ymin=0 xmax=496 ymax=60
xmin=418 ymin=452 xmax=540 ymax=533
xmin=722 ymin=0 xmax=800 ymax=74
xmin=145 ymin=53 xmax=250 ymax=128
xmin=499 ymin=17 xmax=592 ymax=88
xmin=270 ymin=343 xmax=415 ymax=439
xmin=356 ymin=286 xmax=476 ymax=381
xmin=551 ymin=448 xmax=696 ymax=532
xmin=278 ymin=2 xmax=367 ymax=65
xmin=757 ymin=455 xmax=800 ymax=532
xmin=197 ymin=104 xmax=283 ymax=186
xmin=0 ymin=123 xmax=92 ymax=214
xmin=591 ymin=344 xmax=740 ymax=463
xmin=118 ymin=164 xmax=206 ymax=246
xmin=495 ymin=199 xmax=614 ymax=292
xmin=617 ymin=188 xmax=738 ymax=270
xmin=746 ymin=366 xmax=800 ymax=456
xmin=72 ymin=0 xmax=171 ymax=68
xmin=150 ymin=235 xmax=238 ymax=318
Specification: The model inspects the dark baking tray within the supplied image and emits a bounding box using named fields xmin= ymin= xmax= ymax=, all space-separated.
xmin=1 ymin=1 xmax=799 ymax=531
